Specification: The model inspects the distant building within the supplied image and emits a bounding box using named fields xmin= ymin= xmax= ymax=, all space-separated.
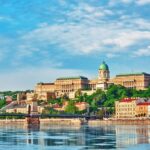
xmin=115 ymin=98 xmax=150 ymax=118
xmin=136 ymin=102 xmax=150 ymax=117
xmin=6 ymin=99 xmax=44 ymax=114
xmin=55 ymin=76 xmax=89 ymax=97
xmin=6 ymin=96 xmax=13 ymax=105
xmin=115 ymin=98 xmax=138 ymax=118
xmin=111 ymin=72 xmax=150 ymax=90
xmin=75 ymin=102 xmax=89 ymax=111
xmin=33 ymin=62 xmax=150 ymax=100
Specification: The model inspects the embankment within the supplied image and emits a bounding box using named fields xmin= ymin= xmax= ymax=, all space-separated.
xmin=88 ymin=119 xmax=150 ymax=126
xmin=0 ymin=118 xmax=85 ymax=126
xmin=40 ymin=118 xmax=85 ymax=126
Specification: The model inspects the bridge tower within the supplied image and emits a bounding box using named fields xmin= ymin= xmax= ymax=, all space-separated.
xmin=25 ymin=94 xmax=40 ymax=128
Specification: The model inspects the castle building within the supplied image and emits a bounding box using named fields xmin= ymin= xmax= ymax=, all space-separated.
xmin=111 ymin=73 xmax=150 ymax=90
xmin=34 ymin=62 xmax=150 ymax=100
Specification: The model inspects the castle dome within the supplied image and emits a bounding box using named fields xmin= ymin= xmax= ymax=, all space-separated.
xmin=99 ymin=61 xmax=109 ymax=70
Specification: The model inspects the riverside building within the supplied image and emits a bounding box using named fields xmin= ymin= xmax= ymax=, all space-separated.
xmin=115 ymin=98 xmax=150 ymax=118
xmin=33 ymin=61 xmax=150 ymax=100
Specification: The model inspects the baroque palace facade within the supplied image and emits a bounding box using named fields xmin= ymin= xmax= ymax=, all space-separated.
xmin=34 ymin=62 xmax=150 ymax=100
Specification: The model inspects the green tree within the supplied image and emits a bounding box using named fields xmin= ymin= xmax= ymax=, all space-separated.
xmin=0 ymin=99 xmax=6 ymax=109
xmin=65 ymin=101 xmax=78 ymax=114
xmin=75 ymin=89 xmax=82 ymax=98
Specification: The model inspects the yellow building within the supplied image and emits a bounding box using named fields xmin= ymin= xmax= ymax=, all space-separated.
xmin=6 ymin=105 xmax=44 ymax=114
xmin=115 ymin=98 xmax=137 ymax=118
xmin=115 ymin=98 xmax=150 ymax=118
xmin=55 ymin=76 xmax=89 ymax=97
xmin=33 ymin=62 xmax=150 ymax=100
xmin=111 ymin=73 xmax=150 ymax=90
xmin=135 ymin=102 xmax=150 ymax=117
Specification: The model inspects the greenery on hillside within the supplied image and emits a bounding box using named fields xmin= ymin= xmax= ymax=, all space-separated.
xmin=1 ymin=85 xmax=150 ymax=117
xmin=0 ymin=100 xmax=6 ymax=109
xmin=65 ymin=101 xmax=78 ymax=114
xmin=47 ymin=84 xmax=150 ymax=116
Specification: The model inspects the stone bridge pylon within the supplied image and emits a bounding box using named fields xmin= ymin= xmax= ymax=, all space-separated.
xmin=25 ymin=94 xmax=40 ymax=128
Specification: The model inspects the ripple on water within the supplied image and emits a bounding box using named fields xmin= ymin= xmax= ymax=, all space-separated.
xmin=0 ymin=125 xmax=149 ymax=150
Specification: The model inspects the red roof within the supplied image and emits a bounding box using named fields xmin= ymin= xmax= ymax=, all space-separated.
xmin=120 ymin=98 xmax=137 ymax=102
xmin=137 ymin=102 xmax=150 ymax=106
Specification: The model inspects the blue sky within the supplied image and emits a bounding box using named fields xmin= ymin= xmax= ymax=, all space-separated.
xmin=0 ymin=0 xmax=150 ymax=90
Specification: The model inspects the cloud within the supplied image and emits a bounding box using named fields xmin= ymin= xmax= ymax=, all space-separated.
xmin=13 ymin=2 xmax=148 ymax=58
xmin=134 ymin=46 xmax=150 ymax=56
xmin=67 ymin=3 xmax=113 ymax=23
xmin=137 ymin=0 xmax=150 ymax=5
xmin=0 ymin=1 xmax=149 ymax=68
xmin=108 ymin=0 xmax=133 ymax=6
xmin=109 ymin=0 xmax=150 ymax=5
xmin=21 ymin=22 xmax=150 ymax=56
xmin=0 ymin=67 xmax=92 ymax=91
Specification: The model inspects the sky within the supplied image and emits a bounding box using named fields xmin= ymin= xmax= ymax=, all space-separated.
xmin=0 ymin=0 xmax=150 ymax=90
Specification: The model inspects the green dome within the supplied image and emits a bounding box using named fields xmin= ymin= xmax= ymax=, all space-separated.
xmin=99 ymin=61 xmax=109 ymax=70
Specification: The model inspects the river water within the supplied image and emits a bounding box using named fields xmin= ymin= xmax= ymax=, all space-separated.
xmin=0 ymin=124 xmax=149 ymax=150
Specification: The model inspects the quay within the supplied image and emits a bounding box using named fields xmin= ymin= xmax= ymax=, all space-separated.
xmin=88 ymin=118 xmax=150 ymax=126
xmin=0 ymin=118 xmax=150 ymax=127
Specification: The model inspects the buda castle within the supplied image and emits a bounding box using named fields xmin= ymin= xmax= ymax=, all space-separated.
xmin=34 ymin=62 xmax=150 ymax=100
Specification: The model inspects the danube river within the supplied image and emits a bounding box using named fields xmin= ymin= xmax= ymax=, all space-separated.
xmin=0 ymin=124 xmax=149 ymax=150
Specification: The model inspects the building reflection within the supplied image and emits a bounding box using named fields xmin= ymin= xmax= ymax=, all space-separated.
xmin=115 ymin=125 xmax=150 ymax=148
xmin=1 ymin=124 xmax=150 ymax=149
xmin=25 ymin=125 xmax=116 ymax=149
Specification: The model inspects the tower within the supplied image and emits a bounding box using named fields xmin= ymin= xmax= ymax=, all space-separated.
xmin=99 ymin=61 xmax=110 ymax=82
xmin=96 ymin=61 xmax=110 ymax=90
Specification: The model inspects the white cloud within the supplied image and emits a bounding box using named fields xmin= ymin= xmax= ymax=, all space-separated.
xmin=0 ymin=67 xmax=92 ymax=91
xmin=134 ymin=46 xmax=150 ymax=56
xmin=17 ymin=44 xmax=40 ymax=57
xmin=109 ymin=0 xmax=150 ymax=5
xmin=108 ymin=0 xmax=133 ymax=6
xmin=0 ymin=1 xmax=149 ymax=67
xmin=16 ymin=2 xmax=150 ymax=58
xmin=67 ymin=3 xmax=113 ymax=23
xmin=106 ymin=53 xmax=118 ymax=58
xmin=137 ymin=0 xmax=150 ymax=5
xmin=103 ymin=31 xmax=150 ymax=48
xmin=21 ymin=22 xmax=150 ymax=56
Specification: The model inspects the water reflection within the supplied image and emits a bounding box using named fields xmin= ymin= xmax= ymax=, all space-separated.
xmin=0 ymin=124 xmax=149 ymax=149
xmin=115 ymin=125 xmax=150 ymax=148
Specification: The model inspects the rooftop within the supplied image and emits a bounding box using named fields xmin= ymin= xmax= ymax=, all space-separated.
xmin=56 ymin=76 xmax=88 ymax=80
xmin=116 ymin=72 xmax=150 ymax=77
xmin=137 ymin=102 xmax=150 ymax=106
xmin=37 ymin=83 xmax=54 ymax=85
xmin=120 ymin=98 xmax=137 ymax=102
xmin=99 ymin=61 xmax=109 ymax=70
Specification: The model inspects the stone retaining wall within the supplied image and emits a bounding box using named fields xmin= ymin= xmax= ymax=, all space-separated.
xmin=0 ymin=119 xmax=24 ymax=124
xmin=40 ymin=118 xmax=84 ymax=126
xmin=88 ymin=119 xmax=150 ymax=126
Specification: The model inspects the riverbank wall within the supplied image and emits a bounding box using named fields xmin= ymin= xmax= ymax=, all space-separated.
xmin=0 ymin=119 xmax=24 ymax=125
xmin=40 ymin=118 xmax=85 ymax=126
xmin=88 ymin=119 xmax=150 ymax=126
xmin=1 ymin=118 xmax=150 ymax=126
xmin=0 ymin=118 xmax=85 ymax=126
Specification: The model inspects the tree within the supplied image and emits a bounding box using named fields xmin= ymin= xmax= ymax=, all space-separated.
xmin=65 ymin=101 xmax=78 ymax=114
xmin=75 ymin=89 xmax=82 ymax=98
xmin=0 ymin=99 xmax=6 ymax=109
